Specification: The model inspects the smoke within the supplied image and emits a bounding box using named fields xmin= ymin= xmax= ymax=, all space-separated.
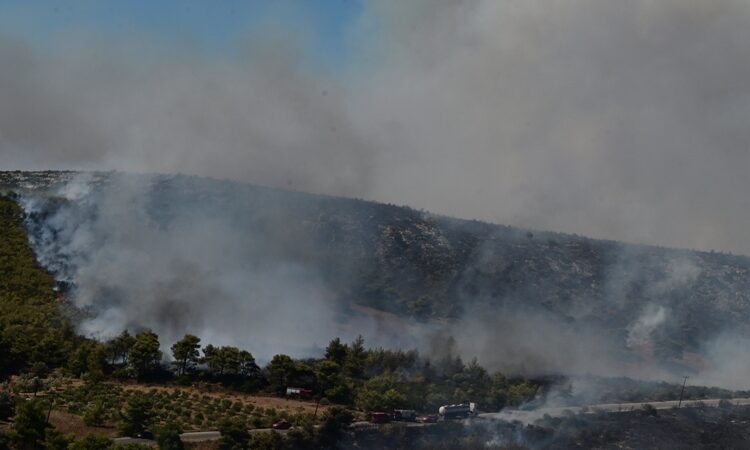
xmin=2 ymin=1 xmax=750 ymax=254
xmin=454 ymin=305 xmax=645 ymax=378
xmin=626 ymin=304 xmax=667 ymax=349
xmin=4 ymin=1 xmax=750 ymax=392
xmin=11 ymin=172 xmax=750 ymax=393
xmin=18 ymin=173 xmax=403 ymax=360
xmin=692 ymin=334 xmax=750 ymax=390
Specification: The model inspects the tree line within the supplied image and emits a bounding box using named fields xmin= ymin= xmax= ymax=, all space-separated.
xmin=62 ymin=329 xmax=539 ymax=415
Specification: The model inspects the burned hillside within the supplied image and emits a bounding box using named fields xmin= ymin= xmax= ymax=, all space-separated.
xmin=2 ymin=171 xmax=750 ymax=378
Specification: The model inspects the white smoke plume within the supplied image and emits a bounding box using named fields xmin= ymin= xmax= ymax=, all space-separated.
xmin=626 ymin=304 xmax=668 ymax=349
xmin=1 ymin=1 xmax=750 ymax=254
xmin=17 ymin=173 xmax=407 ymax=360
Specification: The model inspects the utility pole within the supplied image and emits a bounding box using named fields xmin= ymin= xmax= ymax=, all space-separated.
xmin=678 ymin=376 xmax=689 ymax=408
xmin=46 ymin=392 xmax=56 ymax=423
xmin=313 ymin=397 xmax=321 ymax=421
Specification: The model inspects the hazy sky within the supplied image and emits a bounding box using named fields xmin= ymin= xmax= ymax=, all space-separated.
xmin=1 ymin=0 xmax=750 ymax=254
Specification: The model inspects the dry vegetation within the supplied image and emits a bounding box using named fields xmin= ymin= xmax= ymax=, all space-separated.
xmin=48 ymin=380 xmax=327 ymax=436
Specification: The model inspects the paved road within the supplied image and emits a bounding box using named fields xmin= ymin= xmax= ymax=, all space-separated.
xmin=112 ymin=398 xmax=750 ymax=444
xmin=479 ymin=397 xmax=750 ymax=424
xmin=114 ymin=428 xmax=292 ymax=446
xmin=180 ymin=431 xmax=221 ymax=442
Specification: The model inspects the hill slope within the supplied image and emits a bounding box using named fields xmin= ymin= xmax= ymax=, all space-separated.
xmin=0 ymin=193 xmax=75 ymax=377
xmin=1 ymin=171 xmax=749 ymax=381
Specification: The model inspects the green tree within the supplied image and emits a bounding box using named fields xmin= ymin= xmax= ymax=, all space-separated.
xmin=285 ymin=427 xmax=316 ymax=450
xmin=265 ymin=354 xmax=296 ymax=395
xmin=44 ymin=429 xmax=74 ymax=450
xmin=355 ymin=373 xmax=406 ymax=411
xmin=105 ymin=330 xmax=136 ymax=366
xmin=0 ymin=391 xmax=14 ymax=421
xmin=219 ymin=347 xmax=242 ymax=376
xmin=218 ymin=418 xmax=249 ymax=450
xmin=11 ymin=399 xmax=48 ymax=449
xmin=316 ymin=406 xmax=353 ymax=449
xmin=0 ymin=197 xmax=75 ymax=376
xmin=202 ymin=345 xmax=228 ymax=377
xmin=12 ymin=374 xmax=44 ymax=396
xmin=118 ymin=393 xmax=155 ymax=437
xmin=171 ymin=334 xmax=201 ymax=376
xmin=324 ymin=338 xmax=348 ymax=365
xmin=344 ymin=336 xmax=366 ymax=378
xmin=119 ymin=444 xmax=153 ymax=450
xmin=507 ymin=381 xmax=537 ymax=406
xmin=128 ymin=330 xmax=162 ymax=380
xmin=250 ymin=430 xmax=283 ymax=450
xmin=315 ymin=360 xmax=353 ymax=404
xmin=238 ymin=350 xmax=260 ymax=378
xmin=82 ymin=400 xmax=107 ymax=427
xmin=68 ymin=433 xmax=115 ymax=450
xmin=203 ymin=346 xmax=259 ymax=380
xmin=67 ymin=340 xmax=105 ymax=378
xmin=156 ymin=428 xmax=185 ymax=450
xmin=265 ymin=355 xmax=315 ymax=396
xmin=156 ymin=423 xmax=184 ymax=450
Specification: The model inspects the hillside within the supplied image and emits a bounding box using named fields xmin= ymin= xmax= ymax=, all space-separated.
xmin=2 ymin=171 xmax=750 ymax=378
xmin=0 ymin=193 xmax=76 ymax=378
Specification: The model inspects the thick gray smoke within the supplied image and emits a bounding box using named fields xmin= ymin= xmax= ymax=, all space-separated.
xmin=11 ymin=172 xmax=750 ymax=392
xmin=18 ymin=173 xmax=426 ymax=361
xmin=4 ymin=1 xmax=750 ymax=392
xmin=2 ymin=1 xmax=750 ymax=254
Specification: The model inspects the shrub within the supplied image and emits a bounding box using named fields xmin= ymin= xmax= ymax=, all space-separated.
xmin=82 ymin=400 xmax=107 ymax=426
xmin=119 ymin=444 xmax=153 ymax=450
xmin=68 ymin=433 xmax=115 ymax=450
xmin=0 ymin=392 xmax=15 ymax=421
xmin=641 ymin=404 xmax=658 ymax=417
xmin=44 ymin=429 xmax=74 ymax=450
xmin=11 ymin=399 xmax=49 ymax=448
xmin=156 ymin=423 xmax=184 ymax=450
xmin=218 ymin=418 xmax=249 ymax=450
xmin=250 ymin=415 xmax=264 ymax=428
xmin=118 ymin=394 xmax=155 ymax=437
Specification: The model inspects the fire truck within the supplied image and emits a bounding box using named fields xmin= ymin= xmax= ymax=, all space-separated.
xmin=393 ymin=409 xmax=417 ymax=422
xmin=438 ymin=402 xmax=477 ymax=420
xmin=285 ymin=387 xmax=313 ymax=400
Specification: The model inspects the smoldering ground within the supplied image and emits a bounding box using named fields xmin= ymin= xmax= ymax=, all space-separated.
xmin=2 ymin=1 xmax=750 ymax=255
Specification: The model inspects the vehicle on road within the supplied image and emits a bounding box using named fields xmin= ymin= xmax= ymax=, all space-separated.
xmin=418 ymin=414 xmax=438 ymax=423
xmin=393 ymin=409 xmax=417 ymax=422
xmin=438 ymin=403 xmax=477 ymax=420
xmin=272 ymin=419 xmax=292 ymax=430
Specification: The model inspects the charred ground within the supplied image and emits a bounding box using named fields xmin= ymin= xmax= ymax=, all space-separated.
xmin=343 ymin=404 xmax=750 ymax=450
